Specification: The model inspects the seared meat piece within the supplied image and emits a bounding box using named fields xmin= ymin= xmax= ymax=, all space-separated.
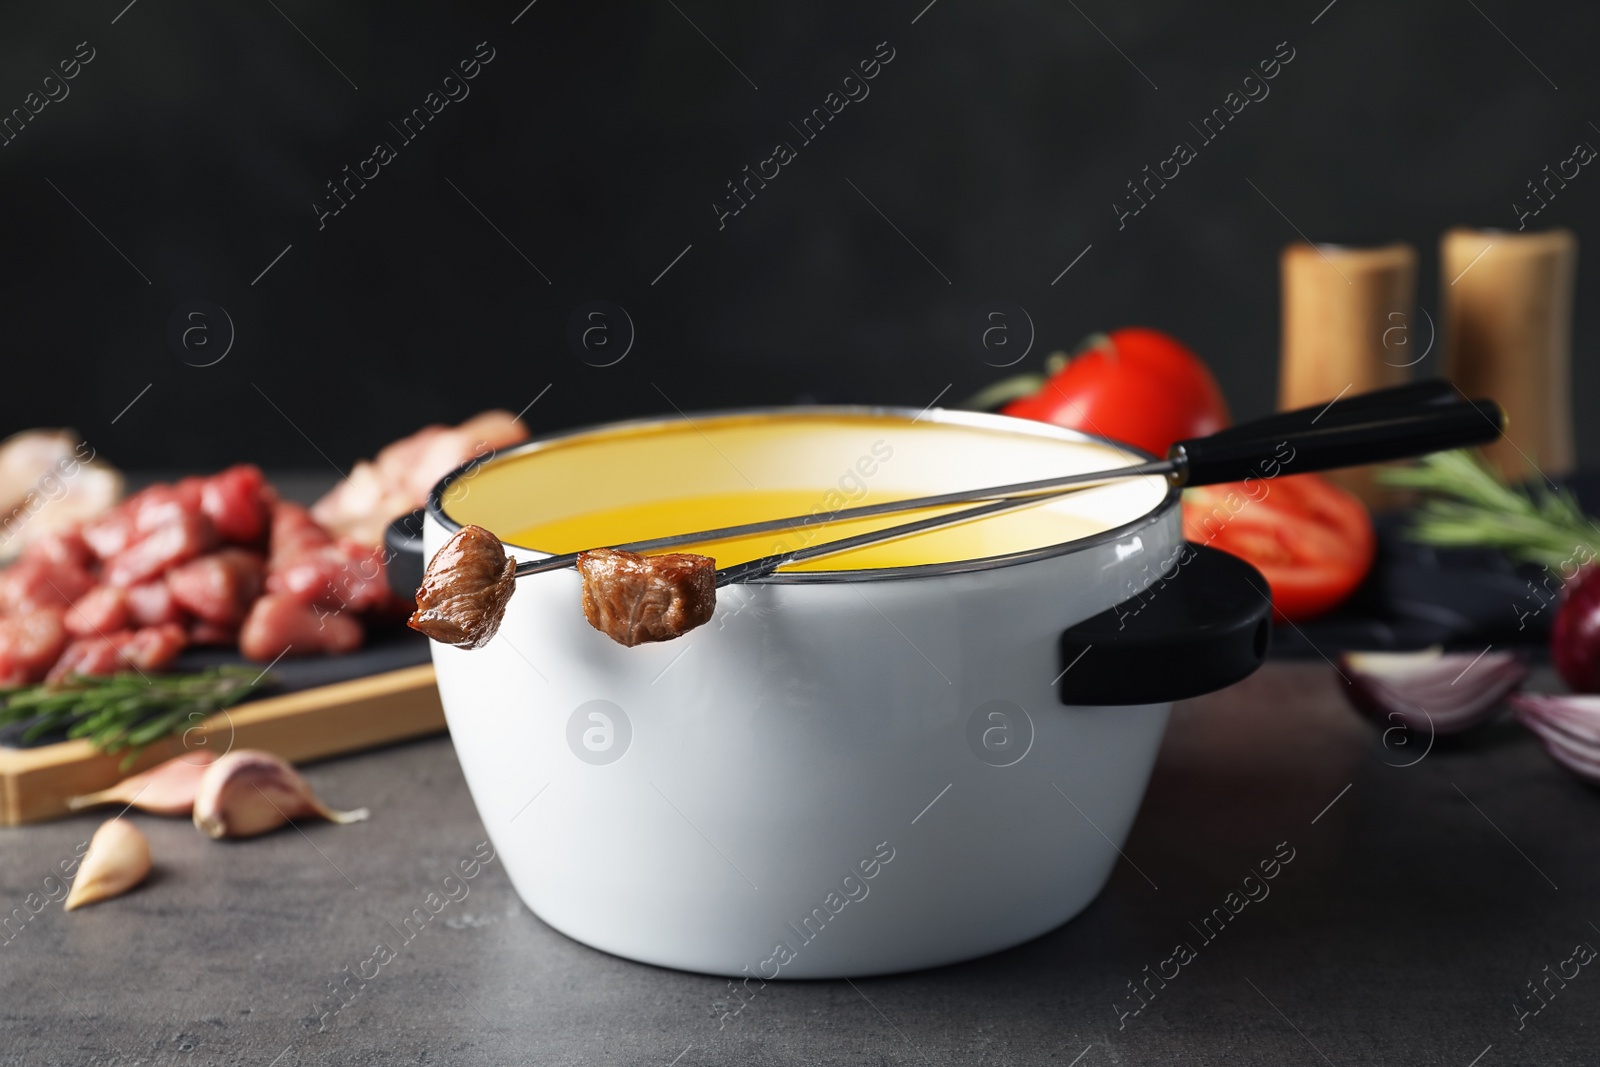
xmin=408 ymin=525 xmax=517 ymax=649
xmin=576 ymin=548 xmax=716 ymax=647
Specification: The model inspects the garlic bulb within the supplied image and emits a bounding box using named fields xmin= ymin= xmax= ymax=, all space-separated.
xmin=192 ymin=750 xmax=369 ymax=840
xmin=65 ymin=818 xmax=151 ymax=910
xmin=67 ymin=751 xmax=218 ymax=815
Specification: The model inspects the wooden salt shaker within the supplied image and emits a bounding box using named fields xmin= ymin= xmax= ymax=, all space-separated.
xmin=1441 ymin=227 xmax=1576 ymax=481
xmin=1278 ymin=242 xmax=1417 ymax=505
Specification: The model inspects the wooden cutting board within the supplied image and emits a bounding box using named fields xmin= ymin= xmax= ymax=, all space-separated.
xmin=0 ymin=663 xmax=445 ymax=826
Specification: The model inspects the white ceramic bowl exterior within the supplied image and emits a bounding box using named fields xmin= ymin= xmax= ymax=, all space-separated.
xmin=427 ymin=409 xmax=1182 ymax=978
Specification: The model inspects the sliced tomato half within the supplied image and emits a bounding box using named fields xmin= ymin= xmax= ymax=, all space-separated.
xmin=1181 ymin=473 xmax=1376 ymax=623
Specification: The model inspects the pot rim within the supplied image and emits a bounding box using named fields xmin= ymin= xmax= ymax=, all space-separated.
xmin=426 ymin=405 xmax=1182 ymax=585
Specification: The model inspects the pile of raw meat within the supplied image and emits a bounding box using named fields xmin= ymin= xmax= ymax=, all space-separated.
xmin=0 ymin=465 xmax=401 ymax=685
xmin=311 ymin=409 xmax=529 ymax=545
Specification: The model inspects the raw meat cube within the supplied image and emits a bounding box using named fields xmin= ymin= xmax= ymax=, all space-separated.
xmin=269 ymin=502 xmax=332 ymax=558
xmin=65 ymin=585 xmax=131 ymax=638
xmin=201 ymin=465 xmax=273 ymax=545
xmin=117 ymin=623 xmax=186 ymax=672
xmin=166 ymin=548 xmax=265 ymax=625
xmin=125 ymin=579 xmax=186 ymax=627
xmin=187 ymin=619 xmax=240 ymax=647
xmin=0 ymin=611 xmax=67 ymax=684
xmin=240 ymin=594 xmax=363 ymax=662
xmin=20 ymin=529 xmax=96 ymax=571
xmin=267 ymin=540 xmax=389 ymax=613
xmin=48 ymin=623 xmax=187 ymax=681
xmin=81 ymin=507 xmax=136 ymax=560
xmin=0 ymin=559 xmax=95 ymax=615
xmin=104 ymin=513 xmax=216 ymax=587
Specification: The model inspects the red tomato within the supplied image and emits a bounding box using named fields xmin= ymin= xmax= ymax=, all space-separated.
xmin=1182 ymin=474 xmax=1375 ymax=623
xmin=1001 ymin=328 xmax=1231 ymax=455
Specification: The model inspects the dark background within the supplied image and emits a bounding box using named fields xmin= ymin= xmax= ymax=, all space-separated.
xmin=1 ymin=0 xmax=1595 ymax=472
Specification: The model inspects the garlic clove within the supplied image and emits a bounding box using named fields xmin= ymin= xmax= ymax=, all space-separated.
xmin=192 ymin=749 xmax=369 ymax=840
xmin=67 ymin=750 xmax=219 ymax=816
xmin=65 ymin=818 xmax=152 ymax=911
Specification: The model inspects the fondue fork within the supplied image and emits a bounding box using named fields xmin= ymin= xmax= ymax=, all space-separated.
xmin=510 ymin=381 xmax=1501 ymax=582
xmin=510 ymin=460 xmax=1171 ymax=579
xmin=710 ymin=488 xmax=1086 ymax=584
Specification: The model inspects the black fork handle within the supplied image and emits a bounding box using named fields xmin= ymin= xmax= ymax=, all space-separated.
xmin=1170 ymin=396 xmax=1504 ymax=487
xmin=1200 ymin=379 xmax=1462 ymax=444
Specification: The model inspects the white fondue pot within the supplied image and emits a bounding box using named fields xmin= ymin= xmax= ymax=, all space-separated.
xmin=415 ymin=407 xmax=1271 ymax=978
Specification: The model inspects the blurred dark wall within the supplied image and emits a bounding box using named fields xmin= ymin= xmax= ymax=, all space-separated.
xmin=1 ymin=0 xmax=1595 ymax=471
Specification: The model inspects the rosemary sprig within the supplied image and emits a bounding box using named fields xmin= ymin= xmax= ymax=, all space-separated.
xmin=0 ymin=667 xmax=271 ymax=767
xmin=1380 ymin=449 xmax=1600 ymax=568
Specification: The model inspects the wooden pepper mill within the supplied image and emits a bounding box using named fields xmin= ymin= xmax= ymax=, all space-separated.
xmin=1440 ymin=227 xmax=1577 ymax=481
xmin=1278 ymin=242 xmax=1417 ymax=505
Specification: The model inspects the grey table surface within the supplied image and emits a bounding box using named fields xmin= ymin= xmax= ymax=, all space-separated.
xmin=4 ymin=660 xmax=1597 ymax=1066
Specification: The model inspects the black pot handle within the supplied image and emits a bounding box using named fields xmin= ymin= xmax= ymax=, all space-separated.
xmin=385 ymin=508 xmax=427 ymax=602
xmin=1058 ymin=543 xmax=1271 ymax=706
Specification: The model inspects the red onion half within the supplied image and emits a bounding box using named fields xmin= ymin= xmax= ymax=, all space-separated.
xmin=1553 ymin=565 xmax=1600 ymax=693
xmin=1511 ymin=694 xmax=1600 ymax=783
xmin=1338 ymin=648 xmax=1529 ymax=735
